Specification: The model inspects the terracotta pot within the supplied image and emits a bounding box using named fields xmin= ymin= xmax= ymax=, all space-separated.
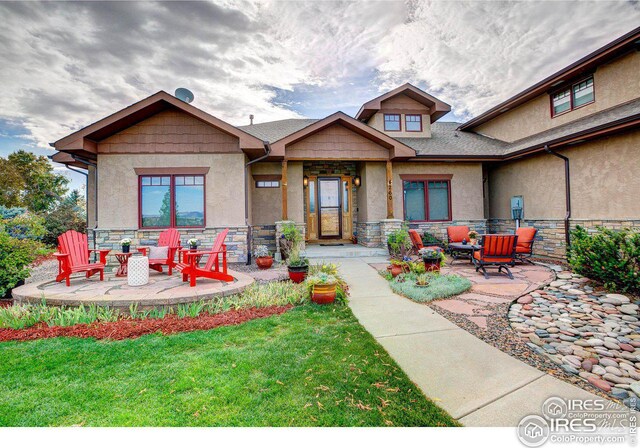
xmin=388 ymin=264 xmax=403 ymax=277
xmin=423 ymin=258 xmax=441 ymax=273
xmin=288 ymin=265 xmax=309 ymax=283
xmin=311 ymin=283 xmax=336 ymax=304
xmin=256 ymin=256 xmax=273 ymax=270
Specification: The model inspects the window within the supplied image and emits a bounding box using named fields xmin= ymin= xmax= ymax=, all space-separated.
xmin=551 ymin=76 xmax=594 ymax=116
xmin=405 ymin=114 xmax=422 ymax=132
xmin=255 ymin=180 xmax=280 ymax=188
xmin=403 ymin=180 xmax=451 ymax=222
xmin=384 ymin=114 xmax=401 ymax=131
xmin=140 ymin=175 xmax=205 ymax=228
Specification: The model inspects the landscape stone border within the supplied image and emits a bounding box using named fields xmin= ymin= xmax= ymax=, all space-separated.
xmin=509 ymin=271 xmax=640 ymax=410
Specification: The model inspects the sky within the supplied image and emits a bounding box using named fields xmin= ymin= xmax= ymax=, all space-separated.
xmin=0 ymin=0 xmax=638 ymax=192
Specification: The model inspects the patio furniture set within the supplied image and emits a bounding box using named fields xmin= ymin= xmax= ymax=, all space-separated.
xmin=54 ymin=228 xmax=234 ymax=288
xmin=409 ymin=226 xmax=538 ymax=280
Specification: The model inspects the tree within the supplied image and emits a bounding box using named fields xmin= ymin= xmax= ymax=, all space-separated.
xmin=0 ymin=150 xmax=69 ymax=212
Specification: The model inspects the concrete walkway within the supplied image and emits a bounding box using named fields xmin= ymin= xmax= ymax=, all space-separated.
xmin=340 ymin=256 xmax=626 ymax=427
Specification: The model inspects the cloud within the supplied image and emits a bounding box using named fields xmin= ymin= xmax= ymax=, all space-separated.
xmin=0 ymin=0 xmax=638 ymax=150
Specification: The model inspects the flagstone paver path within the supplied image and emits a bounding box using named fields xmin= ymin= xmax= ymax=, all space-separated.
xmin=341 ymin=256 xmax=631 ymax=426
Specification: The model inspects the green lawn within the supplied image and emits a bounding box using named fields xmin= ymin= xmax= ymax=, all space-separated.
xmin=0 ymin=305 xmax=457 ymax=427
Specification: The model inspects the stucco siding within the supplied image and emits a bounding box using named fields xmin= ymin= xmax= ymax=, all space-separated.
xmin=287 ymin=161 xmax=304 ymax=223
xmin=488 ymin=130 xmax=640 ymax=220
xmin=392 ymin=162 xmax=484 ymax=221
xmin=250 ymin=162 xmax=282 ymax=225
xmin=97 ymin=153 xmax=245 ymax=229
xmin=474 ymin=51 xmax=640 ymax=142
xmin=359 ymin=162 xmax=387 ymax=221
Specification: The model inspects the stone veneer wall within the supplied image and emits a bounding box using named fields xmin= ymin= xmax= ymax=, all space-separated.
xmin=251 ymin=225 xmax=277 ymax=253
xmin=93 ymin=227 xmax=249 ymax=263
xmin=487 ymin=219 xmax=640 ymax=259
xmin=355 ymin=219 xmax=487 ymax=248
xmin=355 ymin=221 xmax=382 ymax=247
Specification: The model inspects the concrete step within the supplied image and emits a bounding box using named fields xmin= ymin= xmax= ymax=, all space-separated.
xmin=304 ymin=244 xmax=388 ymax=259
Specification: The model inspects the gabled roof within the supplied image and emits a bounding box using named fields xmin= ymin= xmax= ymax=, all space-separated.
xmin=238 ymin=118 xmax=320 ymax=142
xmin=460 ymin=26 xmax=640 ymax=131
xmin=52 ymin=91 xmax=266 ymax=157
xmin=355 ymin=83 xmax=451 ymax=123
xmin=397 ymin=122 xmax=507 ymax=159
xmin=267 ymin=111 xmax=416 ymax=159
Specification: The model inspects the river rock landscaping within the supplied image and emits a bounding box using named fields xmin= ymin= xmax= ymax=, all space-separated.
xmin=509 ymin=271 xmax=640 ymax=410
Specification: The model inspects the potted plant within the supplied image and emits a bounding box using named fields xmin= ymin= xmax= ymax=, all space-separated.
xmin=415 ymin=273 xmax=430 ymax=288
xmin=387 ymin=259 xmax=406 ymax=278
xmin=287 ymin=254 xmax=309 ymax=283
xmin=254 ymin=245 xmax=273 ymax=270
xmin=419 ymin=247 xmax=445 ymax=273
xmin=187 ymin=238 xmax=199 ymax=250
xmin=352 ymin=232 xmax=358 ymax=245
xmin=306 ymin=272 xmax=337 ymax=304
xmin=279 ymin=222 xmax=301 ymax=260
xmin=468 ymin=230 xmax=479 ymax=245
xmin=120 ymin=238 xmax=131 ymax=253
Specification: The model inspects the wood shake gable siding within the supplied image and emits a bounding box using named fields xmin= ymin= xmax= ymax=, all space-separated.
xmin=286 ymin=123 xmax=390 ymax=159
xmin=98 ymin=109 xmax=241 ymax=154
xmin=380 ymin=93 xmax=431 ymax=112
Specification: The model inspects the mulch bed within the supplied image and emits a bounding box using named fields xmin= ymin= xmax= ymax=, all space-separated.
xmin=0 ymin=305 xmax=293 ymax=343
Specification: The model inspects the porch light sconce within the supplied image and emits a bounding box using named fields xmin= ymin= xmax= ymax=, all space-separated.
xmin=303 ymin=176 xmax=309 ymax=188
xmin=354 ymin=175 xmax=361 ymax=187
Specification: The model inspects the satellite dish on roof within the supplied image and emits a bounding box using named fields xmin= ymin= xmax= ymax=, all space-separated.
xmin=175 ymin=88 xmax=194 ymax=103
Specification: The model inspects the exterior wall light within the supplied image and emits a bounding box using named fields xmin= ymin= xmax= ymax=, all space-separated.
xmin=303 ymin=176 xmax=309 ymax=188
xmin=354 ymin=175 xmax=361 ymax=187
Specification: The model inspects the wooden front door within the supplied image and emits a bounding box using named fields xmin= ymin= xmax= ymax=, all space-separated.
xmin=318 ymin=177 xmax=342 ymax=239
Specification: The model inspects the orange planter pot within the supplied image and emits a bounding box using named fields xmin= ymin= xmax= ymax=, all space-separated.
xmin=311 ymin=283 xmax=337 ymax=304
xmin=388 ymin=265 xmax=403 ymax=277
xmin=256 ymin=256 xmax=273 ymax=270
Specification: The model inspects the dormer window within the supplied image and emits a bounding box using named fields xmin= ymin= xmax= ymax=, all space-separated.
xmin=551 ymin=76 xmax=594 ymax=117
xmin=384 ymin=114 xmax=401 ymax=131
xmin=405 ymin=114 xmax=422 ymax=132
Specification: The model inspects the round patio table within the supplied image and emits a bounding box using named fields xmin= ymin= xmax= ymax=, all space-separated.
xmin=113 ymin=252 xmax=133 ymax=277
xmin=448 ymin=243 xmax=481 ymax=264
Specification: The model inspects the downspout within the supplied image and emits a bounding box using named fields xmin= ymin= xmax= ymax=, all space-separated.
xmin=244 ymin=141 xmax=272 ymax=265
xmin=544 ymin=145 xmax=571 ymax=250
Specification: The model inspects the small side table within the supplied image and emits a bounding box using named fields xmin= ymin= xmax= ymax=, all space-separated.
xmin=449 ymin=243 xmax=481 ymax=264
xmin=113 ymin=252 xmax=133 ymax=277
xmin=128 ymin=255 xmax=149 ymax=286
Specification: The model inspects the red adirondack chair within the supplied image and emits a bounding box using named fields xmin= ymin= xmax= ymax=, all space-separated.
xmin=137 ymin=228 xmax=181 ymax=275
xmin=175 ymin=229 xmax=234 ymax=287
xmin=54 ymin=230 xmax=111 ymax=286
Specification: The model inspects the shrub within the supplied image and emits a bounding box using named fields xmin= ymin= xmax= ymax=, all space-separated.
xmin=0 ymin=232 xmax=50 ymax=297
xmin=387 ymin=226 xmax=412 ymax=258
xmin=422 ymin=231 xmax=445 ymax=247
xmin=1 ymin=212 xmax=46 ymax=240
xmin=42 ymin=198 xmax=87 ymax=246
xmin=568 ymin=226 xmax=640 ymax=293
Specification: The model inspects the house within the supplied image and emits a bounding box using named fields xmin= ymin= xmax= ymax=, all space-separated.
xmin=51 ymin=26 xmax=640 ymax=262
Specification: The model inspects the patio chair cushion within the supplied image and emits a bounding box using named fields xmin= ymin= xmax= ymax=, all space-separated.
xmin=447 ymin=226 xmax=470 ymax=243
xmin=516 ymin=227 xmax=537 ymax=250
xmin=473 ymin=251 xmax=514 ymax=263
xmin=148 ymin=245 xmax=169 ymax=260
